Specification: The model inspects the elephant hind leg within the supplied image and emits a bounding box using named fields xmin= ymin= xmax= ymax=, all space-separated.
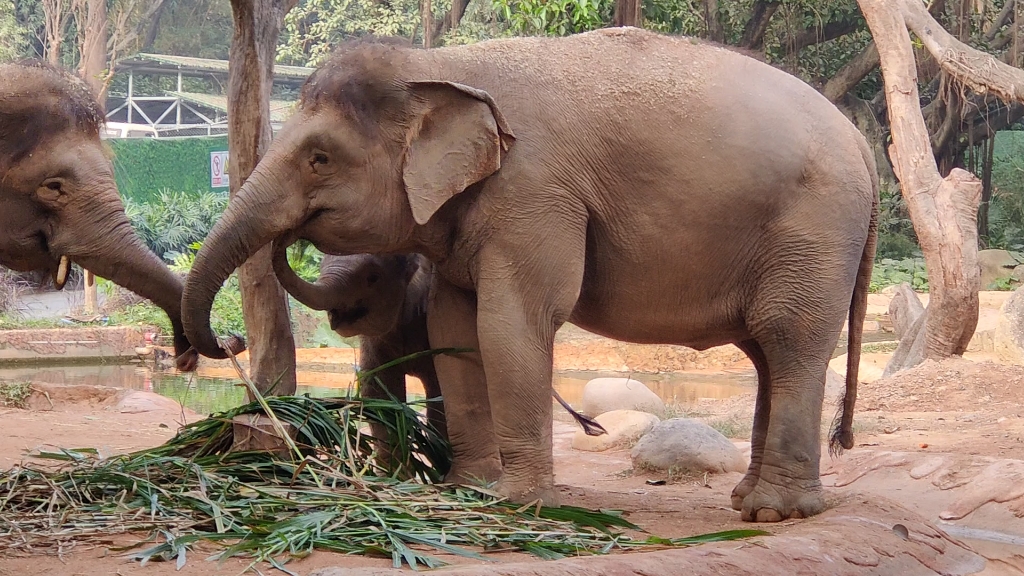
xmin=738 ymin=288 xmax=848 ymax=522
xmin=731 ymin=339 xmax=770 ymax=511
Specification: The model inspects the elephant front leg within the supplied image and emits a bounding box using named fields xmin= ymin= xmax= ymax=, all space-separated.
xmin=427 ymin=277 xmax=502 ymax=485
xmin=474 ymin=245 xmax=585 ymax=507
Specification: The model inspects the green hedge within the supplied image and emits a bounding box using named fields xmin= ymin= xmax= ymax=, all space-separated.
xmin=107 ymin=136 xmax=230 ymax=202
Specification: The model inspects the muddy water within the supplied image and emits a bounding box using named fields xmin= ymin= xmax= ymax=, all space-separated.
xmin=0 ymin=362 xmax=755 ymax=416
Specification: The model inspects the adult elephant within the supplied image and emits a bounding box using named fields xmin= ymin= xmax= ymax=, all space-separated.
xmin=182 ymin=28 xmax=878 ymax=522
xmin=0 ymin=60 xmax=244 ymax=370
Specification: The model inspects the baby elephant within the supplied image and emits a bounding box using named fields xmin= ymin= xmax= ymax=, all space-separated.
xmin=272 ymin=250 xmax=604 ymax=469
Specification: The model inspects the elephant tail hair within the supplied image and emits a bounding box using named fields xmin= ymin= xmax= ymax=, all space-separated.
xmin=829 ymin=148 xmax=880 ymax=458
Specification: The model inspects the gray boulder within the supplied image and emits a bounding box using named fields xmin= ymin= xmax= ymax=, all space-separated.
xmin=580 ymin=377 xmax=665 ymax=417
xmin=979 ymin=249 xmax=1019 ymax=290
xmin=630 ymin=418 xmax=747 ymax=474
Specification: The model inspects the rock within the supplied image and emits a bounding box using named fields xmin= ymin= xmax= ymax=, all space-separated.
xmin=116 ymin=391 xmax=192 ymax=415
xmin=580 ymin=377 xmax=665 ymax=417
xmin=825 ymin=367 xmax=845 ymax=403
xmin=993 ymin=287 xmax=1024 ymax=364
xmin=888 ymin=283 xmax=925 ymax=339
xmin=231 ymin=414 xmax=299 ymax=458
xmin=979 ymin=249 xmax=1019 ymax=290
xmin=571 ymin=410 xmax=660 ymax=452
xmin=882 ymin=283 xmax=928 ymax=378
xmin=1013 ymin=264 xmax=1024 ymax=284
xmin=630 ymin=418 xmax=746 ymax=474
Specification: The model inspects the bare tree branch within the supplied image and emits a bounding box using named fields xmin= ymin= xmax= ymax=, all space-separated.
xmin=739 ymin=0 xmax=780 ymax=50
xmin=984 ymin=0 xmax=1014 ymax=42
xmin=822 ymin=42 xmax=879 ymax=102
xmin=782 ymin=18 xmax=861 ymax=56
xmin=821 ymin=0 xmax=956 ymax=103
xmin=901 ymin=0 xmax=1024 ymax=105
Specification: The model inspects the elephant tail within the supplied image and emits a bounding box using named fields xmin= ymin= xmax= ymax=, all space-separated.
xmin=829 ymin=143 xmax=880 ymax=458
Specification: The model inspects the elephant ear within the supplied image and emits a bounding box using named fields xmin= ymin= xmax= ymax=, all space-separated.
xmin=402 ymin=81 xmax=515 ymax=226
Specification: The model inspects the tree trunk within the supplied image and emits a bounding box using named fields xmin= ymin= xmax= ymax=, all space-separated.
xmin=77 ymin=0 xmax=106 ymax=96
xmin=612 ymin=0 xmax=642 ymax=27
xmin=979 ymin=134 xmax=995 ymax=243
xmin=858 ymin=0 xmax=987 ymax=364
xmin=76 ymin=0 xmax=107 ymax=315
xmin=42 ymin=0 xmax=69 ymax=66
xmin=739 ymin=0 xmax=780 ymax=50
xmin=421 ymin=0 xmax=434 ymax=48
xmin=703 ymin=0 xmax=724 ymax=42
xmin=228 ymin=0 xmax=297 ymax=399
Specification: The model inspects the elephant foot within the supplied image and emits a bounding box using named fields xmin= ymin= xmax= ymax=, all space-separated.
xmin=444 ymin=456 xmax=502 ymax=486
xmin=730 ymin=472 xmax=759 ymax=511
xmin=740 ymin=475 xmax=825 ymax=522
xmin=494 ymin=475 xmax=561 ymax=508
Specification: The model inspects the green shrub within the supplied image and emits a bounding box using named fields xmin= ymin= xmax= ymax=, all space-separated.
xmin=870 ymin=257 xmax=928 ymax=292
xmin=124 ymin=190 xmax=228 ymax=262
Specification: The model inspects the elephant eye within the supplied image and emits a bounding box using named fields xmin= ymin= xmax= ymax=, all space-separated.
xmin=311 ymin=152 xmax=329 ymax=166
xmin=367 ymin=274 xmax=379 ymax=285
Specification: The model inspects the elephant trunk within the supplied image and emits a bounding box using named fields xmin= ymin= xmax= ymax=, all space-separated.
xmin=59 ymin=197 xmax=201 ymax=370
xmin=181 ymin=167 xmax=308 ymax=360
xmin=271 ymin=241 xmax=343 ymax=311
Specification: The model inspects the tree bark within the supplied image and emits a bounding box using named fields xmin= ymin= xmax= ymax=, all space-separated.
xmin=703 ymin=0 xmax=724 ymax=42
xmin=228 ymin=0 xmax=297 ymax=398
xmin=739 ymin=0 xmax=780 ymax=50
xmin=76 ymin=0 xmax=106 ymax=97
xmin=612 ymin=0 xmax=642 ymax=28
xmin=421 ymin=0 xmax=434 ymax=47
xmin=782 ymin=18 xmax=861 ymax=56
xmin=858 ymin=0 xmax=985 ymax=363
xmin=822 ymin=41 xmax=879 ymax=102
xmin=42 ymin=0 xmax=70 ymax=65
xmin=76 ymin=0 xmax=107 ymax=314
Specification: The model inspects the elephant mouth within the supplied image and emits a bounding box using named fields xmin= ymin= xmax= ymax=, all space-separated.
xmin=327 ymin=305 xmax=370 ymax=334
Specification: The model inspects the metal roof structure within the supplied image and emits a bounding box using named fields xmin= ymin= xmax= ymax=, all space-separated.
xmin=104 ymin=53 xmax=308 ymax=138
xmin=115 ymin=53 xmax=314 ymax=86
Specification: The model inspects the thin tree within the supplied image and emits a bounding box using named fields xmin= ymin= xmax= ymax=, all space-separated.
xmin=227 ymin=0 xmax=300 ymax=398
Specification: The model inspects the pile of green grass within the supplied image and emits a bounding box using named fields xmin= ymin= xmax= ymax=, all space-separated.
xmin=0 ymin=380 xmax=765 ymax=573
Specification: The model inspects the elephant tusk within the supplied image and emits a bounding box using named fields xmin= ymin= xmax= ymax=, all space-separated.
xmin=54 ymin=255 xmax=70 ymax=290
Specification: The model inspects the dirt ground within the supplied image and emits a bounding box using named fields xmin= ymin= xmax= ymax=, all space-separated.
xmin=2 ymin=291 xmax=1024 ymax=575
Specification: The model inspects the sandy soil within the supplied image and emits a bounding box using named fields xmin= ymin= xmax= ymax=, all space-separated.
xmin=1 ymin=290 xmax=1023 ymax=575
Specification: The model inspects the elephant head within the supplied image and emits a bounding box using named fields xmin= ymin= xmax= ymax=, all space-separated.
xmin=0 ymin=60 xmax=244 ymax=370
xmin=182 ymin=40 xmax=514 ymax=359
xmin=271 ymin=246 xmax=417 ymax=338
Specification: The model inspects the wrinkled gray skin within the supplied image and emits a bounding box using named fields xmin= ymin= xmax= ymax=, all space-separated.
xmin=271 ymin=248 xmax=606 ymax=458
xmin=274 ymin=250 xmax=447 ymax=443
xmin=0 ymin=60 xmax=245 ymax=370
xmin=182 ymin=29 xmax=878 ymax=522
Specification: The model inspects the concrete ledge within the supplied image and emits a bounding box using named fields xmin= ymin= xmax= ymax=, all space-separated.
xmin=0 ymin=326 xmax=151 ymax=365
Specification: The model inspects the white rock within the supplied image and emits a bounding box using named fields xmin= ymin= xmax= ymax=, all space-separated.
xmin=580 ymin=377 xmax=665 ymax=417
xmin=631 ymin=418 xmax=747 ymax=474
xmin=571 ymin=410 xmax=660 ymax=452
xmin=993 ymin=287 xmax=1024 ymax=364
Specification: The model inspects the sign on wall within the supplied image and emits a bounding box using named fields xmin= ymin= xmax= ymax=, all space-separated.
xmin=211 ymin=151 xmax=229 ymax=188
